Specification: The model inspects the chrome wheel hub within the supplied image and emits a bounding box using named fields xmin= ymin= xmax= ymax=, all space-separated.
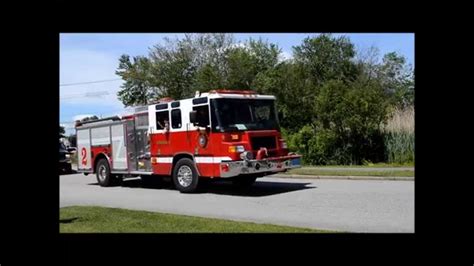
xmin=177 ymin=165 xmax=193 ymax=187
xmin=98 ymin=165 xmax=107 ymax=181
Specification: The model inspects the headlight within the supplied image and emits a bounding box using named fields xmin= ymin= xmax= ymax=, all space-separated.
xmin=228 ymin=145 xmax=245 ymax=153
xmin=65 ymin=154 xmax=71 ymax=159
xmin=281 ymin=141 xmax=288 ymax=149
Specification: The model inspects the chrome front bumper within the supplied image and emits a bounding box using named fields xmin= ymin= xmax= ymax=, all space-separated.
xmin=219 ymin=155 xmax=302 ymax=178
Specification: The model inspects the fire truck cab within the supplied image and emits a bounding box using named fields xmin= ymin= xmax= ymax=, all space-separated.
xmin=75 ymin=89 xmax=301 ymax=193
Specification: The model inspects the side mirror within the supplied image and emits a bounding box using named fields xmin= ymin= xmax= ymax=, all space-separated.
xmin=189 ymin=111 xmax=197 ymax=125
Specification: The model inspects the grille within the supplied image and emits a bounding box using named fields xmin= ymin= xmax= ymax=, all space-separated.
xmin=251 ymin=136 xmax=277 ymax=150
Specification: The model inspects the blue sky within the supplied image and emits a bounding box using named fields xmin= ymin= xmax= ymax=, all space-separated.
xmin=60 ymin=33 xmax=414 ymax=135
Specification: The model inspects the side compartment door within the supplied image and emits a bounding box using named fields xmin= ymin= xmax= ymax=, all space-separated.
xmin=135 ymin=112 xmax=152 ymax=172
xmin=126 ymin=119 xmax=138 ymax=171
xmin=111 ymin=123 xmax=128 ymax=170
xmin=77 ymin=128 xmax=92 ymax=171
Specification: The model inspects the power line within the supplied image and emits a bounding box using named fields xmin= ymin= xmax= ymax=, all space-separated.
xmin=60 ymin=78 xmax=122 ymax=87
xmin=60 ymin=108 xmax=135 ymax=124
xmin=60 ymin=91 xmax=112 ymax=100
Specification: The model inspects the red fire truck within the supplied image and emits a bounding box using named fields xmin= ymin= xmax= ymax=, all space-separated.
xmin=75 ymin=89 xmax=301 ymax=193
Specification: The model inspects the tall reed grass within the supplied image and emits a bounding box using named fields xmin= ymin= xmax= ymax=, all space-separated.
xmin=383 ymin=106 xmax=414 ymax=164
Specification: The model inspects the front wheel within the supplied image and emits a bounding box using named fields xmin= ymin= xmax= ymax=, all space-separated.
xmin=172 ymin=158 xmax=199 ymax=193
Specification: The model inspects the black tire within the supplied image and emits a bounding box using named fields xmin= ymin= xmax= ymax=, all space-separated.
xmin=232 ymin=175 xmax=257 ymax=188
xmin=172 ymin=158 xmax=199 ymax=193
xmin=95 ymin=158 xmax=118 ymax=187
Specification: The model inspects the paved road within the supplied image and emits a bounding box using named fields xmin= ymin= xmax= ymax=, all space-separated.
xmin=60 ymin=173 xmax=414 ymax=233
xmin=71 ymin=164 xmax=414 ymax=172
xmin=298 ymin=167 xmax=414 ymax=171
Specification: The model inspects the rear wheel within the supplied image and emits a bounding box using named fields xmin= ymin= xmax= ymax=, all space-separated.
xmin=95 ymin=158 xmax=119 ymax=187
xmin=172 ymin=158 xmax=199 ymax=193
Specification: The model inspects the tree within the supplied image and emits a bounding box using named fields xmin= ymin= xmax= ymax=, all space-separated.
xmin=116 ymin=55 xmax=159 ymax=107
xmin=116 ymin=34 xmax=234 ymax=106
xmin=377 ymin=52 xmax=414 ymax=108
xmin=113 ymin=33 xmax=413 ymax=165
xmin=67 ymin=134 xmax=77 ymax=147
xmin=254 ymin=34 xmax=361 ymax=133
xmin=253 ymin=62 xmax=315 ymax=131
xmin=307 ymin=78 xmax=389 ymax=165
xmin=225 ymin=38 xmax=281 ymax=89
xmin=357 ymin=50 xmax=414 ymax=109
xmin=116 ymin=34 xmax=283 ymax=106
xmin=293 ymin=34 xmax=360 ymax=85
xmin=59 ymin=125 xmax=65 ymax=138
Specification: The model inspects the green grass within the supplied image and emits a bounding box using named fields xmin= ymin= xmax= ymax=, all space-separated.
xmin=303 ymin=162 xmax=414 ymax=168
xmin=286 ymin=168 xmax=414 ymax=177
xmin=60 ymin=206 xmax=333 ymax=233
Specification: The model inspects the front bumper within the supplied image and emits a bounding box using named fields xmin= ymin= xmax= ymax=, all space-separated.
xmin=219 ymin=154 xmax=302 ymax=178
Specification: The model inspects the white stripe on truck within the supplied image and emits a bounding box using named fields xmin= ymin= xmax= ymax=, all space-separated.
xmin=154 ymin=156 xmax=232 ymax=164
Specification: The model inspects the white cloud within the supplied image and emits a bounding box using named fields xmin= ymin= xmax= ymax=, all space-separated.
xmin=279 ymin=51 xmax=293 ymax=62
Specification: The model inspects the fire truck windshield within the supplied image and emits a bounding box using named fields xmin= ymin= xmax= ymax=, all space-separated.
xmin=211 ymin=98 xmax=280 ymax=132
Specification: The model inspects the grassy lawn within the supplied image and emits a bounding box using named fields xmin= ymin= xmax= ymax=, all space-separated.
xmin=60 ymin=206 xmax=333 ymax=233
xmin=286 ymin=168 xmax=414 ymax=177
xmin=304 ymin=162 xmax=414 ymax=168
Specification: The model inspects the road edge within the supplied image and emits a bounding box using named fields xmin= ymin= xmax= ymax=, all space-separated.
xmin=271 ymin=174 xmax=414 ymax=181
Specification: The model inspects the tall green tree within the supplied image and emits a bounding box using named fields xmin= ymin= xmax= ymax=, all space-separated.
xmin=116 ymin=34 xmax=282 ymax=106
xmin=378 ymin=52 xmax=414 ymax=108
xmin=116 ymin=33 xmax=235 ymax=106
xmin=293 ymin=34 xmax=360 ymax=85
xmin=255 ymin=34 xmax=361 ymax=132
xmin=225 ymin=38 xmax=281 ymax=89
xmin=116 ymin=55 xmax=159 ymax=107
xmin=114 ymin=33 xmax=414 ymax=165
xmin=289 ymin=77 xmax=389 ymax=165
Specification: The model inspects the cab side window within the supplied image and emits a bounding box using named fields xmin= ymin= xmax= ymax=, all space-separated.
xmin=156 ymin=111 xmax=169 ymax=130
xmin=193 ymin=105 xmax=209 ymax=127
xmin=171 ymin=109 xmax=182 ymax=129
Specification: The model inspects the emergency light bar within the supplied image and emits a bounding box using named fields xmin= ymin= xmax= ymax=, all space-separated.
xmin=75 ymin=116 xmax=121 ymax=127
xmin=209 ymin=89 xmax=257 ymax=95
